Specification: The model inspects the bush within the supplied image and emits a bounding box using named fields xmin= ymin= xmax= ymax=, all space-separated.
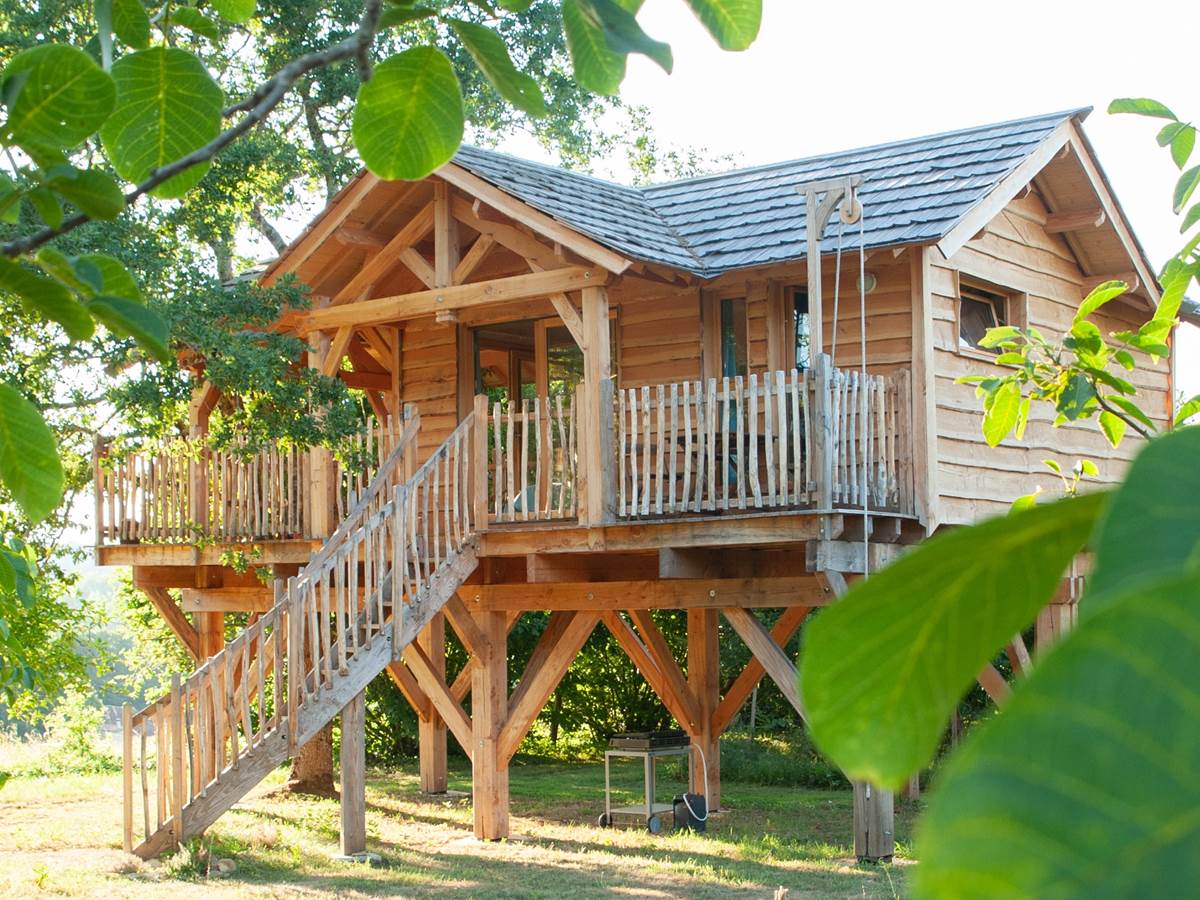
xmin=25 ymin=691 xmax=119 ymax=776
xmin=662 ymin=729 xmax=849 ymax=790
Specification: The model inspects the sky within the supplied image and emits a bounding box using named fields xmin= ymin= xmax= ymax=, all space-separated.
xmin=498 ymin=0 xmax=1199 ymax=396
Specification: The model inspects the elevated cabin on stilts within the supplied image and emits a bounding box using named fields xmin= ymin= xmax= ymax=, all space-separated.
xmin=96 ymin=107 xmax=1181 ymax=862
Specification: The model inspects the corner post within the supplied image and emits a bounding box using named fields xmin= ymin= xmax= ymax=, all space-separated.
xmin=582 ymin=284 xmax=614 ymax=526
xmin=339 ymin=689 xmax=367 ymax=856
xmin=308 ymin=330 xmax=337 ymax=538
xmin=853 ymin=782 xmax=895 ymax=862
xmin=687 ymin=609 xmax=721 ymax=811
xmin=471 ymin=610 xmax=509 ymax=840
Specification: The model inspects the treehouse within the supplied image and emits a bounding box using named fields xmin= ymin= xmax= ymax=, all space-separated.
xmin=95 ymin=108 xmax=1179 ymax=862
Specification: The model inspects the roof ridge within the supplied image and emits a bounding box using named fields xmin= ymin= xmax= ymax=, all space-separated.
xmin=640 ymin=107 xmax=1091 ymax=193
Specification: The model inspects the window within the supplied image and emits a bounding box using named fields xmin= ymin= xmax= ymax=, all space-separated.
xmin=792 ymin=289 xmax=811 ymax=370
xmin=720 ymin=297 xmax=748 ymax=377
xmin=958 ymin=282 xmax=1009 ymax=354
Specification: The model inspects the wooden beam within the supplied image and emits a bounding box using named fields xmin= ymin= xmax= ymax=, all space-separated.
xmin=687 ymin=608 xmax=721 ymax=809
xmin=628 ymin=609 xmax=701 ymax=731
xmin=549 ymin=294 xmax=585 ymax=348
xmin=1081 ymin=272 xmax=1140 ymax=294
xmin=449 ymin=611 xmax=522 ymax=703
xmin=602 ymin=611 xmax=697 ymax=731
xmin=141 ymin=586 xmax=200 ymax=662
xmin=403 ymin=641 xmax=473 ymax=759
xmin=400 ymin=247 xmax=437 ymax=289
xmin=437 ymin=163 xmax=633 ymax=274
xmin=180 ymin=588 xmax=273 ymax=613
xmin=334 ymin=226 xmax=387 ymax=249
xmin=443 ymin=593 xmax=487 ymax=658
xmin=471 ymin=610 xmax=509 ymax=840
xmin=300 ymin=266 xmax=609 ymax=332
xmin=453 ymin=234 xmax=495 ymax=284
xmin=451 ymin=197 xmax=563 ymax=271
xmin=911 ymin=246 xmax=937 ymax=530
xmin=338 ymin=370 xmax=391 ymax=391
xmin=416 ymin=614 xmax=447 ymax=792
xmin=500 ymin=612 xmax=598 ymax=762
xmin=322 ymin=326 xmax=354 ymax=376
xmin=434 ymin=180 xmax=460 ymax=288
xmin=722 ymin=607 xmax=806 ymax=721
xmin=460 ymin=577 xmax=829 ymax=611
xmin=712 ymin=606 xmax=810 ymax=735
xmin=977 ymin=663 xmax=1012 ymax=705
xmin=1006 ymin=634 xmax=1032 ymax=678
xmin=339 ymin=691 xmax=367 ymax=855
xmin=806 ymin=540 xmax=908 ymax=575
xmin=582 ymin=285 xmax=613 ymax=525
xmin=1043 ymin=207 xmax=1105 ymax=233
xmin=385 ymin=660 xmax=431 ymax=721
xmin=330 ymin=201 xmax=435 ymax=305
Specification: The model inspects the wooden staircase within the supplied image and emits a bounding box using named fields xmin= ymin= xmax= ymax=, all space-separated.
xmin=121 ymin=412 xmax=481 ymax=858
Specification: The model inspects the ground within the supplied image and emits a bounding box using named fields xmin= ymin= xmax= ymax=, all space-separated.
xmin=0 ymin=755 xmax=916 ymax=898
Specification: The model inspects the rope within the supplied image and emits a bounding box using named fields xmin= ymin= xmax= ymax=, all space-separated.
xmin=831 ymin=216 xmax=845 ymax=367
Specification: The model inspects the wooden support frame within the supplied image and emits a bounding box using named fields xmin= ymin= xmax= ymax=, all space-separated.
xmin=402 ymin=641 xmax=473 ymax=759
xmin=141 ymin=586 xmax=200 ymax=662
xmin=713 ymin=606 xmax=810 ymax=735
xmin=339 ymin=690 xmax=367 ymax=856
xmin=415 ymin=614 xmax=448 ymax=793
xmin=722 ymin=608 xmax=806 ymax=720
xmin=687 ymin=608 xmax=721 ymax=810
xmin=460 ymin=577 xmax=829 ymax=612
xmin=601 ymin=611 xmax=697 ymax=731
xmin=628 ymin=610 xmax=700 ymax=731
xmin=471 ymin=610 xmax=509 ymax=840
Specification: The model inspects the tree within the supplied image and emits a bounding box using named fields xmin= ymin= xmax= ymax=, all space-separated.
xmin=798 ymin=100 xmax=1200 ymax=896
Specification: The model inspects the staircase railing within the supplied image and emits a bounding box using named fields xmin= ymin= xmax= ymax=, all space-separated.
xmin=119 ymin=407 xmax=487 ymax=857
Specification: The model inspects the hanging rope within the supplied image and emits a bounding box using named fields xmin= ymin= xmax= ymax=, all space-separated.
xmin=831 ymin=216 xmax=845 ymax=367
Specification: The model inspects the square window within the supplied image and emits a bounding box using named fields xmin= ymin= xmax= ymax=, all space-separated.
xmin=958 ymin=283 xmax=1008 ymax=354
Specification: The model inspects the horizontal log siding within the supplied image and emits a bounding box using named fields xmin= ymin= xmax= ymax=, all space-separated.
xmin=933 ymin=195 xmax=1170 ymax=524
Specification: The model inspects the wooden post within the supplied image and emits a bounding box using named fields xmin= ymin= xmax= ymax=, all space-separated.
xmin=417 ymin=615 xmax=448 ymax=794
xmin=471 ymin=610 xmax=508 ymax=840
xmin=805 ymin=189 xmax=825 ymax=358
xmin=472 ymin=394 xmax=489 ymax=531
xmin=909 ymin=246 xmax=937 ymax=530
xmin=199 ymin=612 xmax=224 ymax=659
xmin=122 ymin=702 xmax=133 ymax=852
xmin=686 ymin=609 xmax=720 ymax=811
xmin=812 ymin=354 xmax=834 ymax=519
xmin=339 ymin=689 xmax=367 ymax=856
xmin=389 ymin=325 xmax=403 ymax=424
xmin=169 ymin=673 xmax=185 ymax=845
xmin=308 ymin=330 xmax=337 ymax=538
xmin=581 ymin=284 xmax=615 ymax=526
xmin=853 ymin=781 xmax=895 ymax=862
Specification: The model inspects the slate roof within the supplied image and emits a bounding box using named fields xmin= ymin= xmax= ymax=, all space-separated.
xmin=453 ymin=109 xmax=1087 ymax=277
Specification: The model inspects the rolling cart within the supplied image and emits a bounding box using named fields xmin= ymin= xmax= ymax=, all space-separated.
xmin=599 ymin=731 xmax=691 ymax=833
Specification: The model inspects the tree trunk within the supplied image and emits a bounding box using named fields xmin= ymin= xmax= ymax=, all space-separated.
xmin=208 ymin=240 xmax=234 ymax=283
xmin=282 ymin=721 xmax=336 ymax=796
xmin=250 ymin=204 xmax=288 ymax=253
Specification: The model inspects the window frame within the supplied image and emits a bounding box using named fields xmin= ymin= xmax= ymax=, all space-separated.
xmin=953 ymin=270 xmax=1027 ymax=363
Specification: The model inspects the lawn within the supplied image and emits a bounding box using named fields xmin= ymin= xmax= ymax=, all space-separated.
xmin=0 ymin=753 xmax=916 ymax=898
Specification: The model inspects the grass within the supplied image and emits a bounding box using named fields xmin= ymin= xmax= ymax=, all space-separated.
xmin=0 ymin=746 xmax=917 ymax=898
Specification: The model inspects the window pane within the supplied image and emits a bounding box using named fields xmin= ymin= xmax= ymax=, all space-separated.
xmin=959 ymin=296 xmax=998 ymax=351
xmin=793 ymin=289 xmax=811 ymax=370
xmin=720 ymin=297 xmax=747 ymax=377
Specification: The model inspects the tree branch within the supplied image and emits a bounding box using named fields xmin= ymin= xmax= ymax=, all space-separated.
xmin=1 ymin=0 xmax=384 ymax=259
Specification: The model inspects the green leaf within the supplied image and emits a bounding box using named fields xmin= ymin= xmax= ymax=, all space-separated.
xmin=1058 ymin=372 xmax=1097 ymax=421
xmin=378 ymin=5 xmax=438 ymax=28
xmin=979 ymin=324 xmax=1020 ymax=348
xmin=1086 ymin=427 xmax=1200 ymax=615
xmin=496 ymin=0 xmax=534 ymax=9
xmin=87 ymin=294 xmax=170 ymax=361
xmin=1098 ymin=410 xmax=1126 ymax=448
xmin=1157 ymin=121 xmax=1186 ymax=147
xmin=100 ymin=48 xmax=223 ymax=199
xmin=585 ymin=0 xmax=672 ymax=73
xmin=1108 ymin=97 xmax=1177 ymax=120
xmin=0 ymin=383 xmax=65 ymax=522
xmin=76 ymin=253 xmax=141 ymax=299
xmin=112 ymin=0 xmax=150 ymax=48
xmin=1114 ymin=349 xmax=1135 ymax=370
xmin=44 ymin=165 xmax=125 ymax=219
xmin=562 ymin=0 xmax=628 ymax=95
xmin=0 ymin=257 xmax=93 ymax=340
xmin=683 ymin=0 xmax=762 ymax=50
xmin=983 ymin=380 xmax=1020 ymax=447
xmin=1015 ymin=395 xmax=1031 ymax=440
xmin=26 ymin=186 xmax=63 ymax=229
xmin=209 ymin=0 xmax=255 ymax=23
xmin=1154 ymin=260 xmax=1193 ymax=324
xmin=1108 ymin=395 xmax=1156 ymax=432
xmin=171 ymin=7 xmax=221 ymax=41
xmin=1077 ymin=458 xmax=1099 ymax=478
xmin=352 ymin=47 xmax=464 ymax=181
xmin=0 ymin=548 xmax=14 ymax=593
xmin=1171 ymin=125 xmax=1196 ymax=170
xmin=915 ymin=571 xmax=1200 ymax=899
xmin=448 ymin=19 xmax=548 ymax=117
xmin=800 ymin=492 xmax=1106 ymax=789
xmin=1172 ymin=165 xmax=1200 ymax=214
xmin=1181 ymin=202 xmax=1200 ymax=234
xmin=1074 ymin=279 xmax=1127 ymax=323
xmin=1175 ymin=394 xmax=1200 ymax=426
xmin=1 ymin=45 xmax=115 ymax=148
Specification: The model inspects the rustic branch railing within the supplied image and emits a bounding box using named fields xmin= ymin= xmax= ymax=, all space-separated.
xmin=614 ymin=357 xmax=914 ymax=518
xmin=121 ymin=410 xmax=478 ymax=855
xmin=95 ymin=416 xmax=408 ymax=545
xmin=481 ymin=390 xmax=578 ymax=523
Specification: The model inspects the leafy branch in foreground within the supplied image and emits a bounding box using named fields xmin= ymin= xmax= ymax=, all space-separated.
xmin=0 ymin=0 xmax=763 ymax=525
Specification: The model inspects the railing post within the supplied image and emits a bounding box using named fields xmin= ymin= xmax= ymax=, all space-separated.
xmin=92 ymin=435 xmax=105 ymax=550
xmin=403 ymin=403 xmax=418 ymax=483
xmin=287 ymin=575 xmax=299 ymax=752
xmin=122 ymin=703 xmax=133 ymax=852
xmin=597 ymin=377 xmax=616 ymax=524
xmin=812 ymin=354 xmax=834 ymax=520
xmin=472 ymin=395 xmax=489 ymax=533
xmin=169 ymin=673 xmax=185 ymax=846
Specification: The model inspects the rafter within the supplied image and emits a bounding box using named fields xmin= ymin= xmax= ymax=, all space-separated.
xmin=330 ymin=201 xmax=435 ymax=305
xmin=400 ymin=247 xmax=437 ymax=289
xmin=453 ymin=234 xmax=496 ymax=284
xmin=451 ymin=197 xmax=564 ymax=270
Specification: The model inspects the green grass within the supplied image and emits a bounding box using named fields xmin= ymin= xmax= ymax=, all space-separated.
xmin=0 ymin=749 xmax=917 ymax=898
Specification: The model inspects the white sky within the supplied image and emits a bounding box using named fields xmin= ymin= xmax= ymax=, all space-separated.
xmin=500 ymin=0 xmax=1199 ymax=398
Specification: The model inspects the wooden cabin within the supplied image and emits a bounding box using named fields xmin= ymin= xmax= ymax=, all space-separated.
xmin=96 ymin=108 xmax=1178 ymax=861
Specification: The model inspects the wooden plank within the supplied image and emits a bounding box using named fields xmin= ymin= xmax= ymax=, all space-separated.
xmin=1043 ymin=207 xmax=1105 ymax=233
xmin=386 ymin=660 xmax=431 ymax=719
xmin=180 ymin=588 xmax=273 ymax=613
xmin=141 ymin=586 xmax=200 ymax=662
xmin=977 ymin=663 xmax=1012 ymax=705
xmin=712 ymin=605 xmax=810 ymax=735
xmin=300 ymin=266 xmax=609 ymax=332
xmin=437 ymin=162 xmax=633 ymax=274
xmin=461 ymin=576 xmax=829 ymax=611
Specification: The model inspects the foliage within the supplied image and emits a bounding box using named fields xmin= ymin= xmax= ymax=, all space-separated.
xmin=800 ymin=101 xmax=1200 ymax=897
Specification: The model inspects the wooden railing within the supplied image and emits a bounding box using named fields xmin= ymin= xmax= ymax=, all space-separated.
xmin=613 ymin=356 xmax=914 ymax=518
xmin=121 ymin=410 xmax=479 ymax=855
xmin=95 ymin=415 xmax=409 ymax=545
xmin=477 ymin=391 xmax=578 ymax=523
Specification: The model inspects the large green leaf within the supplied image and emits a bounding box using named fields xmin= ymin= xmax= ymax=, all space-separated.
xmin=1086 ymin=426 xmax=1200 ymax=615
xmin=75 ymin=253 xmax=141 ymax=299
xmin=586 ymin=0 xmax=672 ymax=73
xmin=1 ymin=45 xmax=115 ymax=148
xmin=562 ymin=0 xmax=634 ymax=95
xmin=209 ymin=0 xmax=255 ymax=23
xmin=915 ymin=571 xmax=1200 ymax=898
xmin=1107 ymin=98 xmax=1177 ymax=120
xmin=352 ymin=47 xmax=463 ymax=181
xmin=800 ymin=492 xmax=1106 ymax=788
xmin=100 ymin=47 xmax=223 ymax=199
xmin=44 ymin=165 xmax=125 ymax=219
xmin=171 ymin=7 xmax=221 ymax=41
xmin=112 ymin=0 xmax=151 ymax=49
xmin=449 ymin=19 xmax=547 ymax=117
xmin=983 ymin=379 xmax=1020 ymax=446
xmin=0 ymin=256 xmax=93 ymax=340
xmin=683 ymin=0 xmax=762 ymax=50
xmin=87 ymin=295 xmax=170 ymax=362
xmin=0 ymin=383 xmax=64 ymax=522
